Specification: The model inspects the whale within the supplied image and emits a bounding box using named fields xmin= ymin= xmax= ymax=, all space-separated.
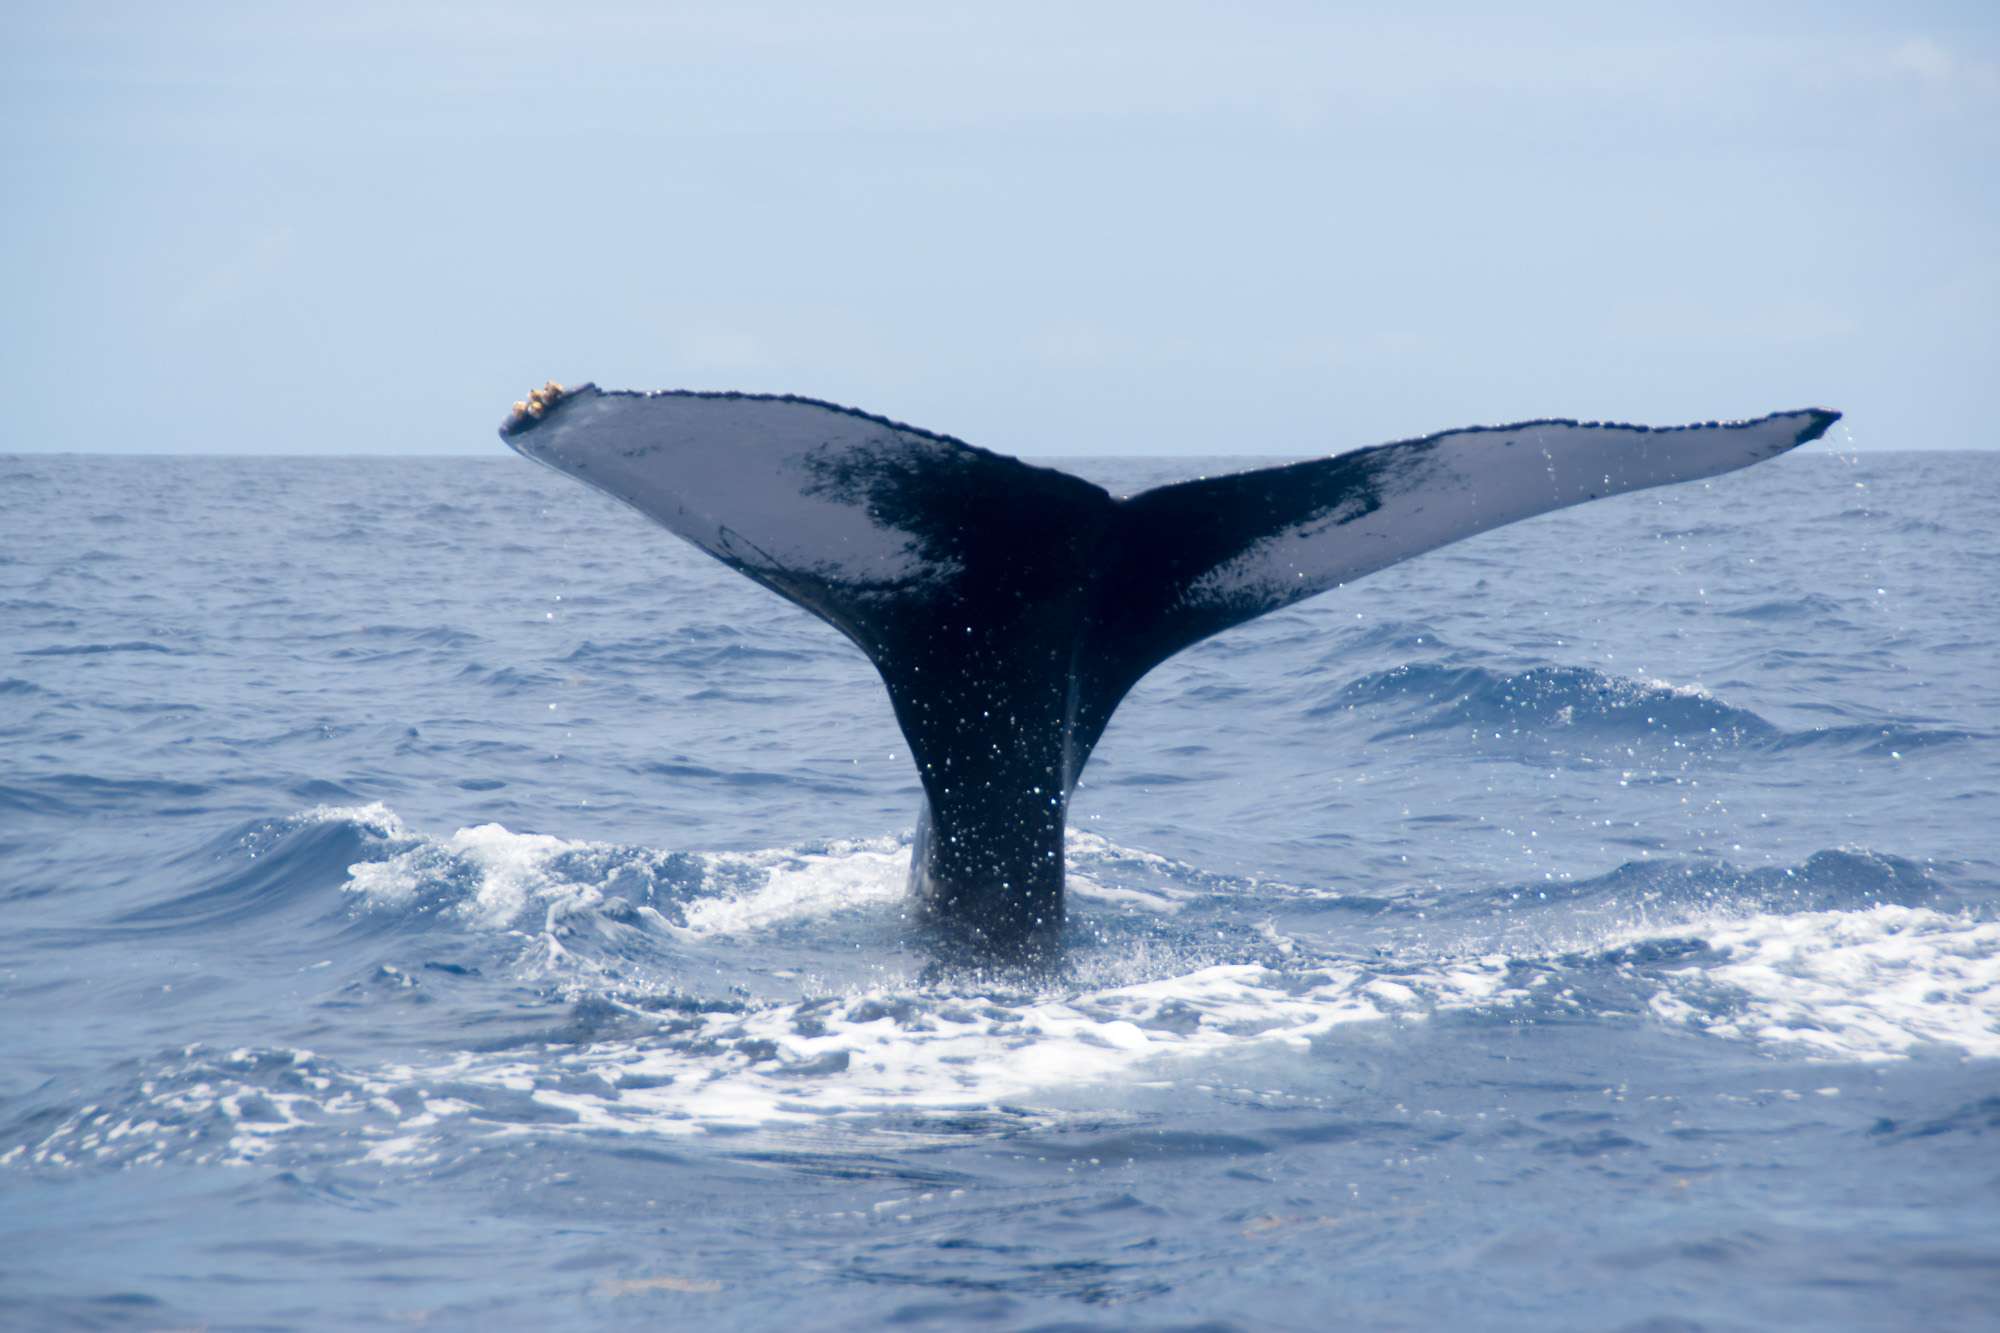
xmin=500 ymin=384 xmax=1839 ymax=958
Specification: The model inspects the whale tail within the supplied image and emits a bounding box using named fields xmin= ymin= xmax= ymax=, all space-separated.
xmin=502 ymin=386 xmax=1838 ymax=954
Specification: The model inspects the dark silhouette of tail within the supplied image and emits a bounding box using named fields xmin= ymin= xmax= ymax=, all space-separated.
xmin=503 ymin=385 xmax=1839 ymax=957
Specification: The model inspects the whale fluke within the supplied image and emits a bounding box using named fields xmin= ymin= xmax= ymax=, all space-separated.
xmin=502 ymin=387 xmax=1838 ymax=957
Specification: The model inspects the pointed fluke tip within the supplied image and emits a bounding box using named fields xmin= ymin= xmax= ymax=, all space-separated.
xmin=1798 ymin=408 xmax=1842 ymax=445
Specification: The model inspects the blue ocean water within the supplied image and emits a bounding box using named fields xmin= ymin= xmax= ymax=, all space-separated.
xmin=2 ymin=447 xmax=1996 ymax=1330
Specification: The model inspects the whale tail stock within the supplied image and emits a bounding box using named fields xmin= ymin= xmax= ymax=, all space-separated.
xmin=501 ymin=387 xmax=1839 ymax=956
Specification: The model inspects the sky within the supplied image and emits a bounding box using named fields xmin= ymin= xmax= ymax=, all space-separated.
xmin=3 ymin=2 xmax=1994 ymax=456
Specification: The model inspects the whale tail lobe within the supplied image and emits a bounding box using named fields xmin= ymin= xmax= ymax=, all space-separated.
xmin=503 ymin=386 xmax=1838 ymax=952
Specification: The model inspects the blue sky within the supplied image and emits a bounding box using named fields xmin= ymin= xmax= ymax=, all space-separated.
xmin=4 ymin=2 xmax=1994 ymax=455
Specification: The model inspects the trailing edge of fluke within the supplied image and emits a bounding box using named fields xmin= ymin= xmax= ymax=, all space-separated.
xmin=501 ymin=384 xmax=1839 ymax=959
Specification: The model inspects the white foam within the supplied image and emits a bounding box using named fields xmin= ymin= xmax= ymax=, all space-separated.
xmin=10 ymin=956 xmax=1520 ymax=1169
xmin=336 ymin=808 xmax=911 ymax=947
xmin=300 ymin=801 xmax=410 ymax=839
xmin=353 ymin=823 xmax=587 ymax=925
xmin=1064 ymin=871 xmax=1186 ymax=913
xmin=1634 ymin=905 xmax=2000 ymax=1062
xmin=679 ymin=839 xmax=910 ymax=937
xmin=419 ymin=955 xmax=1516 ymax=1139
xmin=1064 ymin=827 xmax=1180 ymax=871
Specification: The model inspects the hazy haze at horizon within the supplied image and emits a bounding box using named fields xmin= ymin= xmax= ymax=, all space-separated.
xmin=4 ymin=2 xmax=1994 ymax=456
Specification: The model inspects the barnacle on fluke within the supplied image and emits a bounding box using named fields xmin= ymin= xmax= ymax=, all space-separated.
xmin=509 ymin=381 xmax=566 ymax=424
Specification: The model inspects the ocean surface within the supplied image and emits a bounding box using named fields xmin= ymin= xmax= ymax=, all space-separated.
xmin=2 ymin=446 xmax=1996 ymax=1330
